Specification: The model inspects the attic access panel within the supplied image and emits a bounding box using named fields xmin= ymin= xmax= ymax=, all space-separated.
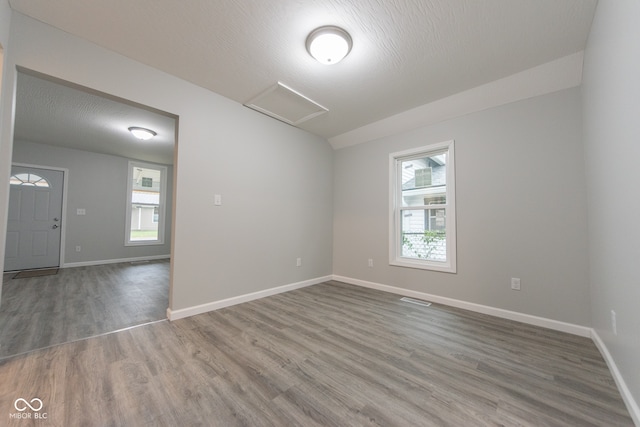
xmin=244 ymin=82 xmax=328 ymax=126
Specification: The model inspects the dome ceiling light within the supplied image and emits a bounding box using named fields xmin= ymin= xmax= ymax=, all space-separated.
xmin=128 ymin=127 xmax=157 ymax=140
xmin=306 ymin=26 xmax=352 ymax=65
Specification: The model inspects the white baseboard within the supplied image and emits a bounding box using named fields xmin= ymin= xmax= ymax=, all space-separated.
xmin=591 ymin=330 xmax=640 ymax=426
xmin=332 ymin=275 xmax=592 ymax=337
xmin=63 ymin=254 xmax=170 ymax=268
xmin=166 ymin=275 xmax=332 ymax=321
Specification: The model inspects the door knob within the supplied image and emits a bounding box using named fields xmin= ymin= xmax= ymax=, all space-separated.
xmin=52 ymin=224 xmax=59 ymax=229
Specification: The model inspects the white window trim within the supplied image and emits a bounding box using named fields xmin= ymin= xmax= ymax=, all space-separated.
xmin=389 ymin=140 xmax=457 ymax=273
xmin=125 ymin=161 xmax=167 ymax=246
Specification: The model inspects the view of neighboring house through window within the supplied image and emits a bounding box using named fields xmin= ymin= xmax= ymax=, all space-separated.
xmin=389 ymin=140 xmax=456 ymax=273
xmin=125 ymin=161 xmax=167 ymax=246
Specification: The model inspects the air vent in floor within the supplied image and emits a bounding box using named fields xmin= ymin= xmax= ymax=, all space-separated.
xmin=400 ymin=297 xmax=432 ymax=307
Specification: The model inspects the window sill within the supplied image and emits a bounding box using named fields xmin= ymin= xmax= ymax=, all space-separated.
xmin=390 ymin=257 xmax=456 ymax=273
xmin=125 ymin=240 xmax=165 ymax=247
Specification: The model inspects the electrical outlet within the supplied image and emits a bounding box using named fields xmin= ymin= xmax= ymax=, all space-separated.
xmin=611 ymin=310 xmax=617 ymax=335
xmin=511 ymin=278 xmax=521 ymax=291
xmin=368 ymin=259 xmax=373 ymax=267
xmin=296 ymin=258 xmax=302 ymax=267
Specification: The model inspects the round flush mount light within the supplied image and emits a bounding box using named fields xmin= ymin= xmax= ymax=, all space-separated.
xmin=306 ymin=26 xmax=352 ymax=65
xmin=128 ymin=127 xmax=157 ymax=140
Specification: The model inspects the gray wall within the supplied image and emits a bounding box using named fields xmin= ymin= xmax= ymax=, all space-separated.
xmin=0 ymin=0 xmax=13 ymax=280
xmin=0 ymin=12 xmax=334 ymax=312
xmin=11 ymin=140 xmax=172 ymax=264
xmin=333 ymin=87 xmax=591 ymax=326
xmin=582 ymin=0 xmax=640 ymax=410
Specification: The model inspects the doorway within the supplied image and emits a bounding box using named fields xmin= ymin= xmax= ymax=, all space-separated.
xmin=0 ymin=69 xmax=177 ymax=358
xmin=5 ymin=165 xmax=64 ymax=271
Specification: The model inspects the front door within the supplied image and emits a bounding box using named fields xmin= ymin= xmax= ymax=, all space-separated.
xmin=4 ymin=166 xmax=64 ymax=271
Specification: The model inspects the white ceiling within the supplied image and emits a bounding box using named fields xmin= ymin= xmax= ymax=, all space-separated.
xmin=14 ymin=70 xmax=177 ymax=165
xmin=9 ymin=0 xmax=597 ymax=152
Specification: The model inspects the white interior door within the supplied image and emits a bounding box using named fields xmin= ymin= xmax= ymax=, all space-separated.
xmin=4 ymin=166 xmax=64 ymax=271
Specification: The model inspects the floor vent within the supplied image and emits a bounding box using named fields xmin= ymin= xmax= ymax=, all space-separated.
xmin=400 ymin=297 xmax=432 ymax=307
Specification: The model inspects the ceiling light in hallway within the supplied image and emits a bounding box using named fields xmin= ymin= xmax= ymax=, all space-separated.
xmin=128 ymin=127 xmax=157 ymax=140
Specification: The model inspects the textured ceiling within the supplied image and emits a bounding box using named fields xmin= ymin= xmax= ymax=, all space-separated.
xmin=9 ymin=0 xmax=597 ymax=144
xmin=14 ymin=70 xmax=176 ymax=165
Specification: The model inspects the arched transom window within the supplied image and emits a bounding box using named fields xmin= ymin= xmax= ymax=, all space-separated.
xmin=9 ymin=173 xmax=50 ymax=188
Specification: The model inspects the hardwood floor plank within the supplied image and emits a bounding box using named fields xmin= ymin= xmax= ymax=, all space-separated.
xmin=0 ymin=280 xmax=633 ymax=426
xmin=0 ymin=260 xmax=169 ymax=358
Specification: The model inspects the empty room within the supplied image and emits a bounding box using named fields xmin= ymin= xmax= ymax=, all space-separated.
xmin=0 ymin=1 xmax=638 ymax=426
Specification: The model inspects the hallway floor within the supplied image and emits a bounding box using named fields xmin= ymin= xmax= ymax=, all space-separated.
xmin=0 ymin=259 xmax=169 ymax=359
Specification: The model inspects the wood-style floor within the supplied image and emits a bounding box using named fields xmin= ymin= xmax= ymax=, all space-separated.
xmin=0 ymin=260 xmax=169 ymax=358
xmin=0 ymin=281 xmax=632 ymax=426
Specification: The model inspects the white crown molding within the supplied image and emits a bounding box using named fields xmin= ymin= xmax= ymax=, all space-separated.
xmin=329 ymin=51 xmax=584 ymax=150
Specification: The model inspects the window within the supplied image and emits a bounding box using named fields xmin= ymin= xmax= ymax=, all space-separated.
xmin=10 ymin=173 xmax=50 ymax=187
xmin=389 ymin=140 xmax=456 ymax=273
xmin=125 ymin=161 xmax=167 ymax=246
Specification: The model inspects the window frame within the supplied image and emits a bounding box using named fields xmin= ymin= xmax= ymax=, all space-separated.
xmin=125 ymin=161 xmax=167 ymax=247
xmin=389 ymin=140 xmax=457 ymax=273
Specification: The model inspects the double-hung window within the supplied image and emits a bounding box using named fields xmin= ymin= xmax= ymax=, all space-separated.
xmin=125 ymin=161 xmax=167 ymax=246
xmin=389 ymin=140 xmax=456 ymax=273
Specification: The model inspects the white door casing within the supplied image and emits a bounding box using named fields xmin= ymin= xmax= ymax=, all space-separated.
xmin=4 ymin=166 xmax=64 ymax=271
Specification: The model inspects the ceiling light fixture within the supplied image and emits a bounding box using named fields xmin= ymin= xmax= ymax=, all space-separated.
xmin=128 ymin=127 xmax=157 ymax=140
xmin=306 ymin=26 xmax=352 ymax=65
